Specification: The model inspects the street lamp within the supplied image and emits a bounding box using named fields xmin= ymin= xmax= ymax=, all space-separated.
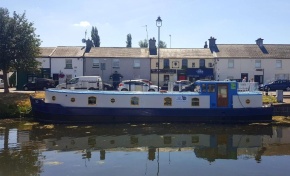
xmin=156 ymin=16 xmax=162 ymax=91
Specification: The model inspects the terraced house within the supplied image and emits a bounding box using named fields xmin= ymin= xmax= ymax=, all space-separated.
xmin=15 ymin=37 xmax=290 ymax=90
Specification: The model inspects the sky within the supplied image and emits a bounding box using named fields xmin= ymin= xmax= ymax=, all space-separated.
xmin=2 ymin=0 xmax=290 ymax=48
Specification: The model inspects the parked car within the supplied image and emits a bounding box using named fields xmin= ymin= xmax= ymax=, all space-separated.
xmin=261 ymin=79 xmax=290 ymax=91
xmin=103 ymin=83 xmax=114 ymax=90
xmin=118 ymin=80 xmax=159 ymax=91
xmin=136 ymin=79 xmax=153 ymax=85
xmin=181 ymin=83 xmax=196 ymax=92
xmin=173 ymin=80 xmax=192 ymax=91
xmin=23 ymin=78 xmax=55 ymax=91
xmin=161 ymin=80 xmax=192 ymax=91
xmin=0 ymin=79 xmax=4 ymax=89
xmin=56 ymin=76 xmax=103 ymax=90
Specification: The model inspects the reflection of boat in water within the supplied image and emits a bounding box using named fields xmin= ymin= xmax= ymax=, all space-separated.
xmin=31 ymin=123 xmax=273 ymax=162
xmin=30 ymin=81 xmax=273 ymax=123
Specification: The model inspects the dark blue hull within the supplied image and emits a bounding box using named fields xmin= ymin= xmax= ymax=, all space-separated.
xmin=30 ymin=97 xmax=273 ymax=123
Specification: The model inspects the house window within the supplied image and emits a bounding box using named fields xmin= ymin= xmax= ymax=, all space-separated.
xmin=228 ymin=59 xmax=234 ymax=68
xmin=182 ymin=59 xmax=188 ymax=69
xmin=172 ymin=61 xmax=179 ymax=68
xmin=112 ymin=59 xmax=120 ymax=68
xmin=191 ymin=98 xmax=199 ymax=106
xmin=199 ymin=59 xmax=205 ymax=68
xmin=134 ymin=59 xmax=140 ymax=68
xmin=192 ymin=62 xmax=195 ymax=68
xmin=276 ymin=60 xmax=282 ymax=68
xmin=65 ymin=59 xmax=72 ymax=69
xmin=255 ymin=60 xmax=261 ymax=68
xmin=93 ymin=59 xmax=100 ymax=68
xmin=164 ymin=59 xmax=169 ymax=69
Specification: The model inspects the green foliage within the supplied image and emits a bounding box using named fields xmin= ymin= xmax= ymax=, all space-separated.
xmin=126 ymin=33 xmax=132 ymax=48
xmin=91 ymin=26 xmax=100 ymax=47
xmin=158 ymin=40 xmax=167 ymax=48
xmin=0 ymin=8 xmax=41 ymax=92
xmin=138 ymin=39 xmax=148 ymax=48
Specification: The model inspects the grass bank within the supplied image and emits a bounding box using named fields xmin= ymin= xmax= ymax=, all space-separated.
xmin=0 ymin=92 xmax=44 ymax=118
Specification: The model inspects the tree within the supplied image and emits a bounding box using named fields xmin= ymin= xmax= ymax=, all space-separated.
xmin=0 ymin=8 xmax=41 ymax=93
xmin=91 ymin=26 xmax=100 ymax=47
xmin=126 ymin=33 xmax=132 ymax=48
xmin=138 ymin=39 xmax=148 ymax=48
xmin=158 ymin=40 xmax=167 ymax=48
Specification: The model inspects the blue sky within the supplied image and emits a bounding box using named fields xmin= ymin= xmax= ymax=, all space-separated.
xmin=2 ymin=0 xmax=290 ymax=48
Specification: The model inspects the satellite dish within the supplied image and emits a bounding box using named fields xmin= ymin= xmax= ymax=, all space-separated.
xmin=82 ymin=39 xmax=86 ymax=43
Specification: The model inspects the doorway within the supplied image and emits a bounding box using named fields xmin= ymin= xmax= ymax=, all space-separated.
xmin=217 ymin=84 xmax=228 ymax=107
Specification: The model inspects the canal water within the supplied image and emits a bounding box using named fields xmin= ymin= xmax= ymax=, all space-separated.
xmin=1 ymin=119 xmax=290 ymax=176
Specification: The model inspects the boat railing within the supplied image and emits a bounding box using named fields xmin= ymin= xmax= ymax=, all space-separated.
xmin=238 ymin=82 xmax=260 ymax=92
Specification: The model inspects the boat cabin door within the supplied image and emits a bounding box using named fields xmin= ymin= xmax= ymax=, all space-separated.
xmin=217 ymin=84 xmax=228 ymax=107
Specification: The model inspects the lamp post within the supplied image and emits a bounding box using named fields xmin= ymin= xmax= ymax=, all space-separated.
xmin=156 ymin=16 xmax=162 ymax=91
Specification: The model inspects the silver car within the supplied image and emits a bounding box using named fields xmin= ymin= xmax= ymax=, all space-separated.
xmin=118 ymin=80 xmax=159 ymax=91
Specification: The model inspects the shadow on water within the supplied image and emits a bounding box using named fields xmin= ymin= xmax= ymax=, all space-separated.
xmin=0 ymin=119 xmax=289 ymax=176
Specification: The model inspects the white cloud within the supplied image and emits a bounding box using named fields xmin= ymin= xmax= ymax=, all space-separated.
xmin=73 ymin=21 xmax=91 ymax=27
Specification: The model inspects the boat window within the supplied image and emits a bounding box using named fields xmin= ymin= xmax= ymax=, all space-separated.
xmin=164 ymin=97 xmax=172 ymax=106
xmin=164 ymin=136 xmax=172 ymax=144
xmin=192 ymin=136 xmax=199 ymax=143
xmin=130 ymin=136 xmax=138 ymax=145
xmin=88 ymin=96 xmax=96 ymax=105
xmin=208 ymin=84 xmax=215 ymax=92
xmin=202 ymin=84 xmax=206 ymax=92
xmin=191 ymin=98 xmax=199 ymax=106
xmin=131 ymin=97 xmax=139 ymax=106
xmin=52 ymin=96 xmax=56 ymax=101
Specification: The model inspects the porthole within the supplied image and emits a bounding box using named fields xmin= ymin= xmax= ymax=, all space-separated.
xmin=52 ymin=96 xmax=56 ymax=101
xmin=111 ymin=98 xmax=115 ymax=103
xmin=246 ymin=99 xmax=250 ymax=104
xmin=71 ymin=97 xmax=75 ymax=102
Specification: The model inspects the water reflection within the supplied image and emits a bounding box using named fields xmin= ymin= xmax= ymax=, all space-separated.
xmin=1 ymin=120 xmax=290 ymax=175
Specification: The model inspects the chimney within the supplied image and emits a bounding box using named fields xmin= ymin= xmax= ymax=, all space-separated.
xmin=256 ymin=38 xmax=264 ymax=47
xmin=204 ymin=41 xmax=208 ymax=48
xmin=85 ymin=39 xmax=93 ymax=53
xmin=149 ymin=38 xmax=157 ymax=55
xmin=208 ymin=36 xmax=216 ymax=47
xmin=208 ymin=36 xmax=218 ymax=52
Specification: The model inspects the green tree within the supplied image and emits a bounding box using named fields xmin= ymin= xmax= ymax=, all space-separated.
xmin=138 ymin=39 xmax=148 ymax=48
xmin=91 ymin=26 xmax=100 ymax=47
xmin=0 ymin=8 xmax=41 ymax=93
xmin=158 ymin=40 xmax=167 ymax=48
xmin=126 ymin=33 xmax=132 ymax=48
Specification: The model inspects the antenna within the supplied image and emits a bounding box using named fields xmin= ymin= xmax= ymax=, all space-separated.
xmin=82 ymin=30 xmax=87 ymax=43
xmin=142 ymin=25 xmax=148 ymax=44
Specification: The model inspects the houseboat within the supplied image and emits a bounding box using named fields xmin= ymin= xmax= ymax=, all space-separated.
xmin=29 ymin=81 xmax=273 ymax=123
